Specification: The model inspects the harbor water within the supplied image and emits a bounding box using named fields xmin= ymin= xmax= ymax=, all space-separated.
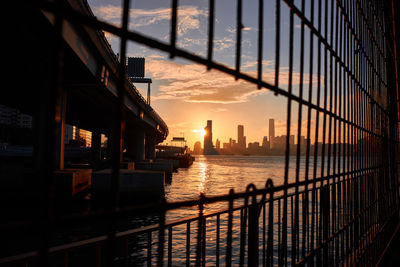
xmin=129 ymin=155 xmax=346 ymax=266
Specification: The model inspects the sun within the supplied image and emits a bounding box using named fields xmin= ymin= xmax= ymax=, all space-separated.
xmin=193 ymin=129 xmax=206 ymax=137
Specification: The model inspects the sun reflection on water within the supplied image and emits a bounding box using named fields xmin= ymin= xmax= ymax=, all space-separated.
xmin=198 ymin=161 xmax=207 ymax=194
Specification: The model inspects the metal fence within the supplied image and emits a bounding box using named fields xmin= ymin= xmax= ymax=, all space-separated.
xmin=2 ymin=0 xmax=400 ymax=266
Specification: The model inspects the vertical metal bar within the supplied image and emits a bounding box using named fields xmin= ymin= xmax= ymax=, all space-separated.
xmin=332 ymin=1 xmax=339 ymax=264
xmin=266 ymin=180 xmax=274 ymax=267
xmin=158 ymin=201 xmax=166 ymax=267
xmin=293 ymin=0 xmax=306 ymax=263
xmin=170 ymin=0 xmax=178 ymax=58
xmin=317 ymin=0 xmax=329 ymax=263
xmin=311 ymin=1 xmax=323 ymax=263
xmin=257 ymin=0 xmax=264 ymax=88
xmin=345 ymin=0 xmax=351 ymax=261
xmin=274 ymin=0 xmax=281 ymax=89
xmin=196 ymin=193 xmax=204 ymax=267
xmin=350 ymin=5 xmax=355 ymax=259
xmin=279 ymin=0 xmax=294 ymax=266
xmin=280 ymin=1 xmax=295 ymax=265
xmin=262 ymin=201 xmax=266 ymax=267
xmin=186 ymin=222 xmax=190 ymax=267
xmin=336 ymin=1 xmax=344 ymax=262
xmin=321 ymin=185 xmax=329 ymax=266
xmin=248 ymin=189 xmax=259 ymax=267
xmin=239 ymin=206 xmax=247 ymax=267
xmin=147 ymin=82 xmax=151 ymax=105
xmin=202 ymin=218 xmax=206 ymax=267
xmin=240 ymin=188 xmax=252 ymax=267
xmin=207 ymin=0 xmax=215 ymax=69
xmin=226 ymin=189 xmax=234 ymax=267
xmin=216 ymin=214 xmax=220 ymax=267
xmin=235 ymin=0 xmax=243 ymax=80
xmin=278 ymin=198 xmax=281 ymax=262
xmin=304 ymin=0 xmax=315 ymax=258
xmin=290 ymin=195 xmax=294 ymax=265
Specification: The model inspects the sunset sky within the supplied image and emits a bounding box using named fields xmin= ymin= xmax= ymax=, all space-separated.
xmin=88 ymin=0 xmax=326 ymax=148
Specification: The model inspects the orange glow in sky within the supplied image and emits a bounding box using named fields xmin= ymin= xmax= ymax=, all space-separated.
xmin=193 ymin=129 xmax=206 ymax=138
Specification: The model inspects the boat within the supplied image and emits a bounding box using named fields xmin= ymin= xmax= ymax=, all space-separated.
xmin=156 ymin=137 xmax=194 ymax=168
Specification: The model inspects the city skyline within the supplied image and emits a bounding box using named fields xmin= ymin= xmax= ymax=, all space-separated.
xmin=192 ymin=118 xmax=363 ymax=155
xmin=196 ymin=118 xmax=289 ymax=150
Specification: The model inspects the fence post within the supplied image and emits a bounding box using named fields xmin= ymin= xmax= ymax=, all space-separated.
xmin=248 ymin=194 xmax=259 ymax=267
xmin=321 ymin=185 xmax=330 ymax=266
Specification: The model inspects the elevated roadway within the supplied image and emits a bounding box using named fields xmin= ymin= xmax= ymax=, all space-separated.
xmin=3 ymin=0 xmax=168 ymax=166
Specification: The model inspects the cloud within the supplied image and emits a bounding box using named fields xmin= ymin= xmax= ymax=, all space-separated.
xmin=241 ymin=60 xmax=274 ymax=70
xmin=177 ymin=37 xmax=207 ymax=48
xmin=92 ymin=5 xmax=207 ymax=35
xmin=213 ymin=36 xmax=235 ymax=51
xmin=148 ymin=60 xmax=265 ymax=104
xmin=148 ymin=60 xmax=320 ymax=104
xmin=167 ymin=121 xmax=195 ymax=129
xmin=92 ymin=5 xmax=121 ymax=22
xmin=146 ymin=53 xmax=167 ymax=60
xmin=92 ymin=5 xmax=245 ymax=52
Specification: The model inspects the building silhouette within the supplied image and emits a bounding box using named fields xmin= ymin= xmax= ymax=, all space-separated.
xmin=269 ymin=118 xmax=275 ymax=142
xmin=193 ymin=141 xmax=202 ymax=154
xmin=237 ymin=125 xmax=246 ymax=149
xmin=203 ymin=120 xmax=217 ymax=155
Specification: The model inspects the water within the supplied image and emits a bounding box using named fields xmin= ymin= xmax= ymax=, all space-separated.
xmin=166 ymin=155 xmax=287 ymax=201
xmin=166 ymin=155 xmax=339 ymax=202
xmin=164 ymin=155 xmax=335 ymax=219
xmin=128 ymin=155 xmax=345 ymax=265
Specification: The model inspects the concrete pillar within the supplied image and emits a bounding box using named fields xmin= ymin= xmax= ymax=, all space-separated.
xmin=91 ymin=131 xmax=102 ymax=169
xmin=125 ymin=129 xmax=145 ymax=162
xmin=54 ymin=89 xmax=67 ymax=170
xmin=145 ymin=134 xmax=156 ymax=160
xmin=135 ymin=130 xmax=145 ymax=161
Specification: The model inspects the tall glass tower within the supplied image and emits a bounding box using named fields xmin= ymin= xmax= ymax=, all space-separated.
xmin=269 ymin=119 xmax=275 ymax=144
xmin=203 ymin=120 xmax=215 ymax=154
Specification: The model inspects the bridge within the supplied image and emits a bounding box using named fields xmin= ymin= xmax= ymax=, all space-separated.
xmin=3 ymin=0 xmax=168 ymax=170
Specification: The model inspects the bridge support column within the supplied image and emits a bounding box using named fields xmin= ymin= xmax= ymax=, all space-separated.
xmin=125 ymin=129 xmax=145 ymax=162
xmin=145 ymin=134 xmax=156 ymax=160
xmin=91 ymin=131 xmax=102 ymax=169
xmin=54 ymin=88 xmax=67 ymax=170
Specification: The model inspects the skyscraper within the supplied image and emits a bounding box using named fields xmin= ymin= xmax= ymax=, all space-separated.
xmin=203 ymin=120 xmax=217 ymax=154
xmin=237 ymin=125 xmax=245 ymax=149
xmin=269 ymin=119 xmax=275 ymax=140
xmin=269 ymin=119 xmax=275 ymax=149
